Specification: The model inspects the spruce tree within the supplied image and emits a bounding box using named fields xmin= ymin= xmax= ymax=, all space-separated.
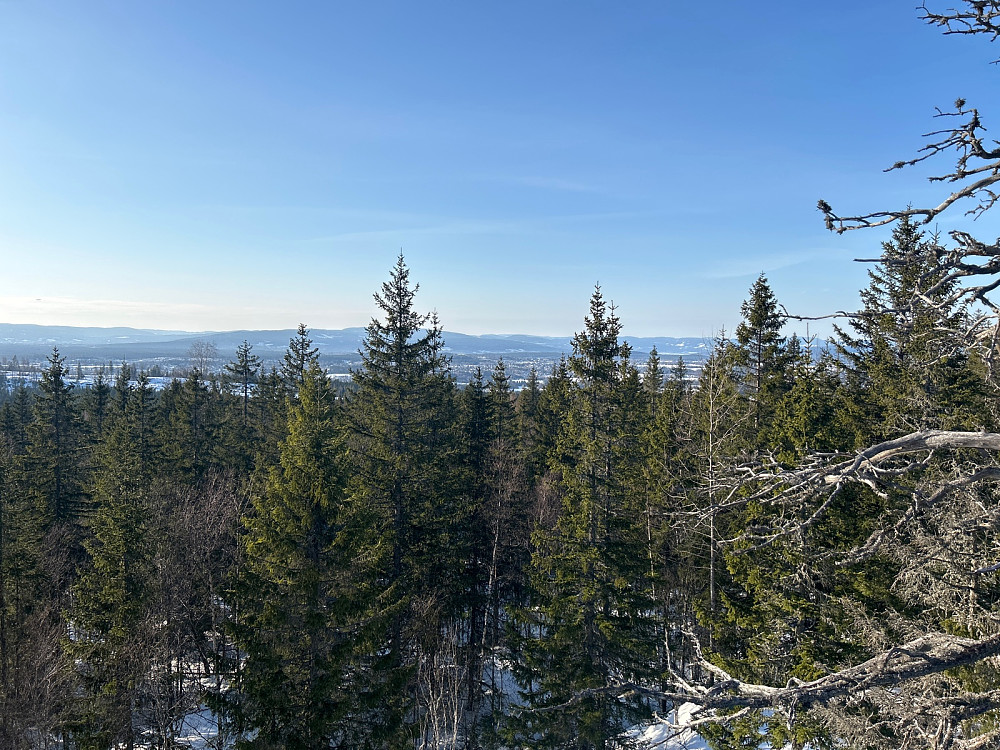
xmin=642 ymin=345 xmax=663 ymax=398
xmin=515 ymin=366 xmax=545 ymax=484
xmin=0 ymin=436 xmax=51 ymax=747
xmin=345 ymin=255 xmax=465 ymax=745
xmin=223 ymin=341 xmax=263 ymax=473
xmin=26 ymin=348 xmax=84 ymax=528
xmin=230 ymin=362 xmax=359 ymax=749
xmin=638 ymin=355 xmax=697 ymax=691
xmin=154 ymin=371 xmax=221 ymax=483
xmin=81 ymin=366 xmax=112 ymax=445
xmin=534 ymin=357 xmax=574 ymax=477
xmin=509 ymin=288 xmax=655 ymax=749
xmin=769 ymin=340 xmax=841 ymax=462
xmin=281 ymin=324 xmax=320 ymax=397
xmin=459 ymin=367 xmax=491 ymax=677
xmin=254 ymin=366 xmax=288 ymax=470
xmin=483 ymin=357 xmax=529 ymax=622
xmin=1 ymin=383 xmax=33 ymax=455
xmin=478 ymin=359 xmax=531 ymax=746
xmin=225 ymin=340 xmax=263 ymax=428
xmin=733 ymin=274 xmax=790 ymax=441
xmin=68 ymin=374 xmax=156 ymax=750
xmin=835 ymin=215 xmax=985 ymax=443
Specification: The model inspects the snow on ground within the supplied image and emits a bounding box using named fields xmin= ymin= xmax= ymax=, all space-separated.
xmin=171 ymin=705 xmax=221 ymax=749
xmin=108 ymin=653 xmax=719 ymax=750
xmin=629 ymin=703 xmax=710 ymax=749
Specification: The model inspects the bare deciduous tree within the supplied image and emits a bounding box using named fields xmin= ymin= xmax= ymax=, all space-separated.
xmin=188 ymin=340 xmax=220 ymax=377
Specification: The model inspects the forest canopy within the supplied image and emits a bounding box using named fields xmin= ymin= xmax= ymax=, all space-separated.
xmin=5 ymin=2 xmax=1000 ymax=750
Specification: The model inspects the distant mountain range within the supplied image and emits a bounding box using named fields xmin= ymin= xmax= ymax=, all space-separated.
xmin=0 ymin=324 xmax=709 ymax=360
xmin=0 ymin=324 xmax=711 ymax=383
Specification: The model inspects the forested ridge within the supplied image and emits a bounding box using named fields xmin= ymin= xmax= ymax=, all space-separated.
xmin=1 ymin=217 xmax=997 ymax=750
xmin=10 ymin=2 xmax=1000 ymax=748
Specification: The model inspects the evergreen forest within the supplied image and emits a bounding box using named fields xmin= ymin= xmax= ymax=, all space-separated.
xmin=3 ymin=216 xmax=1000 ymax=750
xmin=10 ymin=3 xmax=1000 ymax=749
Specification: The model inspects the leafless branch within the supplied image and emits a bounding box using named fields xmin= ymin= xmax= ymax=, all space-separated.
xmin=921 ymin=1 xmax=1000 ymax=40
xmin=715 ymin=431 xmax=1000 ymax=554
xmin=526 ymin=631 xmax=1000 ymax=719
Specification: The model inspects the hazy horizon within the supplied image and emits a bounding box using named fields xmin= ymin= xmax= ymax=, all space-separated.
xmin=2 ymin=2 xmax=990 ymax=338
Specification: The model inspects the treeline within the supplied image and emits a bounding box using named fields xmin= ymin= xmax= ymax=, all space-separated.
xmin=0 ymin=222 xmax=993 ymax=749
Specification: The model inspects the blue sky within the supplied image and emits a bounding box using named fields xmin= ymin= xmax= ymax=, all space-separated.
xmin=2 ymin=1 xmax=998 ymax=337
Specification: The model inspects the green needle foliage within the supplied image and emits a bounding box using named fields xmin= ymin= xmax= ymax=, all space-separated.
xmin=68 ymin=375 xmax=156 ymax=750
xmin=509 ymin=288 xmax=655 ymax=750
xmin=230 ymin=363 xmax=360 ymax=749
xmin=345 ymin=254 xmax=467 ymax=746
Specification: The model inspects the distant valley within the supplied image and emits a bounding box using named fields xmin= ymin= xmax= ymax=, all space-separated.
xmin=0 ymin=324 xmax=710 ymax=384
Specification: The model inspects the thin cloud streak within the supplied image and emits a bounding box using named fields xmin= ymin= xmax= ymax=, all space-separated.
xmin=1 ymin=296 xmax=253 ymax=330
xmin=700 ymin=249 xmax=834 ymax=279
xmin=1 ymin=296 xmax=211 ymax=316
xmin=304 ymin=210 xmax=664 ymax=244
xmin=499 ymin=175 xmax=606 ymax=194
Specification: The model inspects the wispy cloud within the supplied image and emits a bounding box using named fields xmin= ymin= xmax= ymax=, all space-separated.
xmin=700 ymin=249 xmax=832 ymax=279
xmin=307 ymin=219 xmax=520 ymax=244
xmin=506 ymin=176 xmax=605 ymax=194
xmin=304 ymin=209 xmax=663 ymax=244
xmin=1 ymin=296 xmax=209 ymax=317
xmin=0 ymin=296 xmax=251 ymax=329
xmin=0 ymin=295 xmax=376 ymax=332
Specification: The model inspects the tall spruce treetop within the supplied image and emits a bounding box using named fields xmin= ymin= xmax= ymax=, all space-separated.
xmin=357 ymin=255 xmax=447 ymax=385
xmin=350 ymin=253 xmax=454 ymax=569
xmin=642 ymin=345 xmax=663 ymax=398
xmin=81 ymin=366 xmax=112 ymax=444
xmin=734 ymin=273 xmax=789 ymax=437
xmin=26 ymin=348 xmax=84 ymax=526
xmin=346 ymin=254 xmax=464 ymax=745
xmin=510 ymin=287 xmax=654 ymax=749
xmin=570 ymin=285 xmax=624 ymax=388
xmin=281 ymin=324 xmax=320 ymax=395
xmin=848 ymin=216 xmax=960 ymax=345
xmin=225 ymin=340 xmax=262 ymax=426
xmin=835 ymin=215 xmax=982 ymax=440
